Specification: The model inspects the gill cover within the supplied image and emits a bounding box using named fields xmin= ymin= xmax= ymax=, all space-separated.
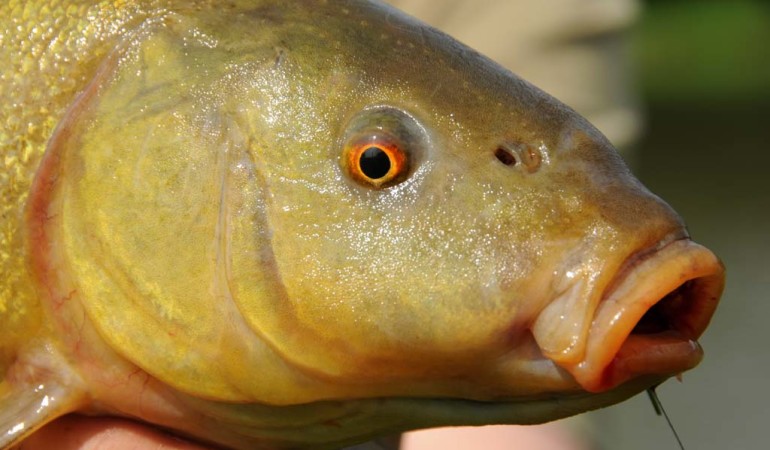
xmin=31 ymin=17 xmax=320 ymax=403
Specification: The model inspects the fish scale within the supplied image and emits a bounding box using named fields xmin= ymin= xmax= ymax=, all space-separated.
xmin=0 ymin=1 xmax=152 ymax=368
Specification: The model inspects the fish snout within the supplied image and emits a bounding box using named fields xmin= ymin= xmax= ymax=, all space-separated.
xmin=537 ymin=237 xmax=724 ymax=393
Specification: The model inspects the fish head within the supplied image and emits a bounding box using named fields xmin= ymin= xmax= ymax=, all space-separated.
xmin=212 ymin=1 xmax=724 ymax=399
xmin=18 ymin=0 xmax=724 ymax=446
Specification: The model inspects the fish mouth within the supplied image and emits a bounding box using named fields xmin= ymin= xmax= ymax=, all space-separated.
xmin=566 ymin=238 xmax=725 ymax=392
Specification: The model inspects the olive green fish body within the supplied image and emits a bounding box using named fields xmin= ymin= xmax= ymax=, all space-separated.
xmin=0 ymin=1 xmax=724 ymax=449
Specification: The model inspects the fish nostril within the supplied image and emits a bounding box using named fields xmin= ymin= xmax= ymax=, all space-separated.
xmin=494 ymin=144 xmax=542 ymax=173
xmin=494 ymin=146 xmax=518 ymax=166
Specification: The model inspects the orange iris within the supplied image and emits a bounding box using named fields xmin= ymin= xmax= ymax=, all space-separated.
xmin=346 ymin=139 xmax=408 ymax=188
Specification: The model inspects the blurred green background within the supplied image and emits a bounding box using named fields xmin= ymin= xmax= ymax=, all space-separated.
xmin=639 ymin=0 xmax=770 ymax=104
xmin=590 ymin=1 xmax=770 ymax=449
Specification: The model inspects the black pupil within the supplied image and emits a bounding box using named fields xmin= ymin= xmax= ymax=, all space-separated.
xmin=359 ymin=147 xmax=391 ymax=179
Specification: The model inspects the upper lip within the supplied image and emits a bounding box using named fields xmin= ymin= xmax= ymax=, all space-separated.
xmin=561 ymin=238 xmax=725 ymax=392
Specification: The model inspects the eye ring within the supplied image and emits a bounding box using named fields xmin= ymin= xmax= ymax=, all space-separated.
xmin=346 ymin=138 xmax=409 ymax=188
xmin=340 ymin=105 xmax=425 ymax=190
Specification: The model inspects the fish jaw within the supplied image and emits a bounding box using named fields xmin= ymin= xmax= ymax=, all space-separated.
xmin=172 ymin=374 xmax=665 ymax=450
xmin=532 ymin=238 xmax=724 ymax=393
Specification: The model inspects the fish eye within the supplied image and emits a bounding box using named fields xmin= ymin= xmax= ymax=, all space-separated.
xmin=345 ymin=138 xmax=408 ymax=188
xmin=340 ymin=106 xmax=425 ymax=190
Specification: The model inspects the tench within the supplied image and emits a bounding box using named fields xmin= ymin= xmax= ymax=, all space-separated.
xmin=0 ymin=1 xmax=724 ymax=449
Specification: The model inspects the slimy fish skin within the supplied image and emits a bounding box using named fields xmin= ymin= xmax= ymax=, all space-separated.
xmin=0 ymin=1 xmax=724 ymax=449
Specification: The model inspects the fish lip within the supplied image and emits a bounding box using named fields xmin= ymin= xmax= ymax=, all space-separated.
xmin=568 ymin=237 xmax=725 ymax=392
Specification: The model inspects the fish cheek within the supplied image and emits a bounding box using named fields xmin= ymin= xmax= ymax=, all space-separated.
xmin=251 ymin=153 xmax=556 ymax=382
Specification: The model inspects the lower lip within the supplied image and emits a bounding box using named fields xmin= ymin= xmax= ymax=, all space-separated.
xmin=598 ymin=331 xmax=703 ymax=390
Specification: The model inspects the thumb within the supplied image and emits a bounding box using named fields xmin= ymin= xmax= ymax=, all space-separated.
xmin=21 ymin=414 xmax=209 ymax=450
